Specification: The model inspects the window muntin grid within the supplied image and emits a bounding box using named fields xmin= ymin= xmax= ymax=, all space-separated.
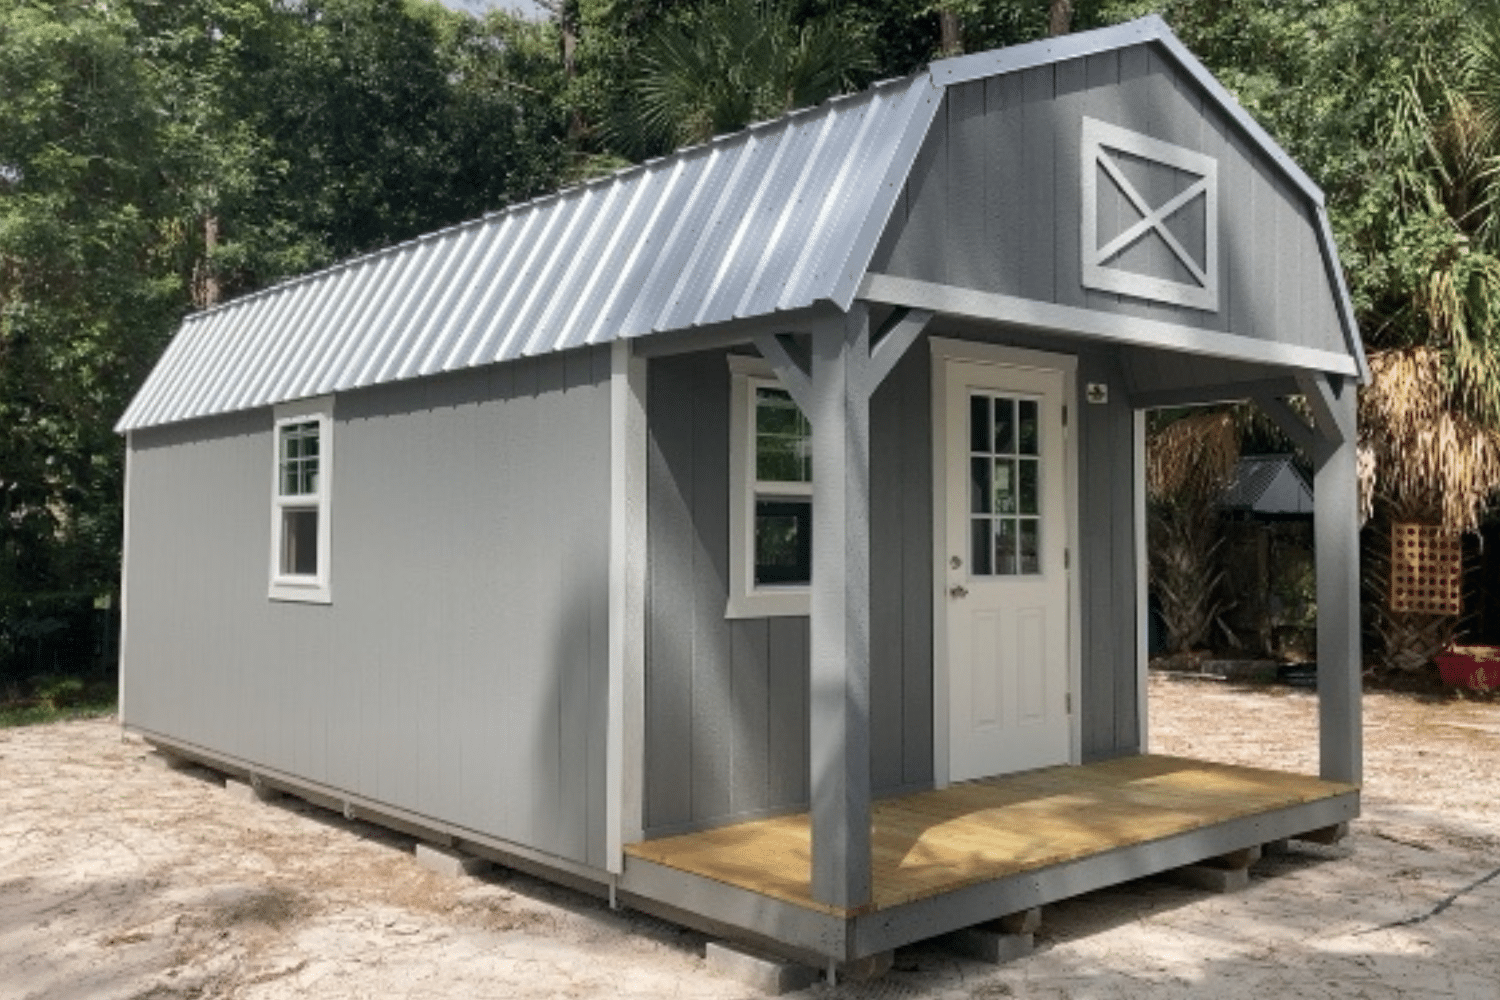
xmin=968 ymin=393 xmax=1041 ymax=576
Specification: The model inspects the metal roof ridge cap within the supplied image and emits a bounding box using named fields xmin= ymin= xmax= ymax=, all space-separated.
xmin=930 ymin=15 xmax=1161 ymax=85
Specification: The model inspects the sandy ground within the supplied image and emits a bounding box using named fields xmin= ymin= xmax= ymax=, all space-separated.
xmin=2 ymin=676 xmax=1498 ymax=1000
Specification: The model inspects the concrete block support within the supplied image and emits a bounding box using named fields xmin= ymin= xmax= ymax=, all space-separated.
xmin=144 ymin=749 xmax=192 ymax=771
xmin=705 ymin=942 xmax=817 ymax=995
xmin=1164 ymin=863 xmax=1250 ymax=893
xmin=837 ymin=950 xmax=894 ymax=982
xmin=947 ymin=926 xmax=1035 ymax=964
xmin=225 ymin=778 xmax=281 ymax=803
xmin=997 ymin=907 xmax=1042 ymax=935
xmin=415 ymin=842 xmax=491 ymax=879
xmin=1295 ymin=822 xmax=1349 ymax=845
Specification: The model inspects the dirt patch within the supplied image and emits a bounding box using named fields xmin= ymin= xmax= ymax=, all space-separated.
xmin=1 ymin=677 xmax=1497 ymax=998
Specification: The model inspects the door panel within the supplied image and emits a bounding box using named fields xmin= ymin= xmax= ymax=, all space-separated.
xmin=944 ymin=359 xmax=1072 ymax=781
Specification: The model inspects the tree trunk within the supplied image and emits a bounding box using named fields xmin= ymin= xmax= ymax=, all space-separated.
xmin=193 ymin=214 xmax=220 ymax=310
xmin=1149 ymin=495 xmax=1230 ymax=654
xmin=561 ymin=1 xmax=583 ymax=142
xmin=1048 ymin=0 xmax=1073 ymax=37
xmin=938 ymin=8 xmax=962 ymax=56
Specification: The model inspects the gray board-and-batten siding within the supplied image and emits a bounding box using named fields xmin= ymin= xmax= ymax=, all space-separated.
xmin=124 ymin=347 xmax=614 ymax=869
xmin=869 ymin=43 xmax=1348 ymax=359
xmin=641 ymin=326 xmax=1140 ymax=837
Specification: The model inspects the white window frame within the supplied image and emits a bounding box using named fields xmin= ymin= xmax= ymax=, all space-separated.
xmin=727 ymin=354 xmax=812 ymax=619
xmin=269 ymin=396 xmax=334 ymax=604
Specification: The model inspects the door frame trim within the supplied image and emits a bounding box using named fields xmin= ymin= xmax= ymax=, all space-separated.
xmin=929 ymin=336 xmax=1081 ymax=789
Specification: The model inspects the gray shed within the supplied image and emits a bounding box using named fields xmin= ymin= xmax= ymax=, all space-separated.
xmin=118 ymin=16 xmax=1365 ymax=972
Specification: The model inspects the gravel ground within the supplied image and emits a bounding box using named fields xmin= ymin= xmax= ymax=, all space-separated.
xmin=2 ymin=675 xmax=1498 ymax=999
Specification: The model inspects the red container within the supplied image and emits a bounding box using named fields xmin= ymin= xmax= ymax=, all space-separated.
xmin=1435 ymin=647 xmax=1500 ymax=692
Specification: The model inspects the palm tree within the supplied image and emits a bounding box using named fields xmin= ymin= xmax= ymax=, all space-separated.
xmin=1358 ymin=9 xmax=1500 ymax=672
xmin=614 ymin=0 xmax=874 ymax=156
xmin=1146 ymin=409 xmax=1241 ymax=655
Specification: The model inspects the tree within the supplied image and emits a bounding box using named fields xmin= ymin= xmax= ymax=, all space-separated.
xmin=1146 ymin=410 xmax=1240 ymax=654
xmin=611 ymin=0 xmax=875 ymax=155
xmin=0 ymin=1 xmax=187 ymax=671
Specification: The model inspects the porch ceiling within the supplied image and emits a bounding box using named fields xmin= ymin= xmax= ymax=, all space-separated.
xmin=625 ymin=755 xmax=1357 ymax=918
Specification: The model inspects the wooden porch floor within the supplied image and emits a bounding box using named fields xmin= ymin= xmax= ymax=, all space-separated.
xmin=625 ymin=755 xmax=1357 ymax=917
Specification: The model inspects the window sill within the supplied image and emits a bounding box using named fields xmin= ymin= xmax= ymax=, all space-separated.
xmin=269 ymin=577 xmax=332 ymax=604
xmin=725 ymin=588 xmax=810 ymax=620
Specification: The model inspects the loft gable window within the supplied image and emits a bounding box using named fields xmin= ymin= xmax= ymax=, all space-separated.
xmin=727 ymin=355 xmax=811 ymax=618
xmin=269 ymin=397 xmax=333 ymax=603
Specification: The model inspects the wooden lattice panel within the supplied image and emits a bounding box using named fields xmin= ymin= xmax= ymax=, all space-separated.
xmin=1390 ymin=523 xmax=1462 ymax=615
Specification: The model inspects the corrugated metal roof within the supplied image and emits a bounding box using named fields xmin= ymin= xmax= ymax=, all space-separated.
xmin=117 ymin=71 xmax=941 ymax=432
xmin=118 ymin=14 xmax=1367 ymax=433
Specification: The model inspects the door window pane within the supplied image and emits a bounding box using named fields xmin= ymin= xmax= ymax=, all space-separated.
xmin=966 ymin=391 xmax=1045 ymax=577
xmin=1019 ymin=519 xmax=1040 ymax=574
xmin=1018 ymin=400 xmax=1039 ymax=455
xmin=993 ymin=459 xmax=1016 ymax=514
xmin=971 ymin=457 xmax=992 ymax=514
xmin=994 ymin=518 xmax=1017 ymax=575
xmin=993 ymin=398 xmax=1015 ymax=454
xmin=1018 ymin=459 xmax=1038 ymax=515
xmin=970 ymin=395 xmax=990 ymax=453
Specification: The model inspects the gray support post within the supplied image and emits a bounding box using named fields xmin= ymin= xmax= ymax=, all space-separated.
xmin=808 ymin=304 xmax=873 ymax=910
xmin=1310 ymin=378 xmax=1362 ymax=785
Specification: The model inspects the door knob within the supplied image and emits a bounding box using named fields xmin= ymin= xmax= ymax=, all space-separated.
xmin=949 ymin=584 xmax=969 ymax=599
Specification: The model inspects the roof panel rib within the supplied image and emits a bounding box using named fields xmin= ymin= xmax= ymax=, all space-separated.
xmin=118 ymin=14 xmax=1362 ymax=433
xmin=116 ymin=72 xmax=936 ymax=432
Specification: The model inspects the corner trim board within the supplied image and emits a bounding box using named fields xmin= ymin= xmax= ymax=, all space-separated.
xmin=860 ymin=273 xmax=1359 ymax=377
xmin=118 ymin=431 xmax=134 ymax=728
xmin=1133 ymin=410 xmax=1148 ymax=754
xmin=609 ymin=340 xmax=649 ymax=866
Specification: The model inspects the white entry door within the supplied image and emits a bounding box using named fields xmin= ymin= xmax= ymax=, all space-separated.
xmin=941 ymin=355 xmax=1072 ymax=782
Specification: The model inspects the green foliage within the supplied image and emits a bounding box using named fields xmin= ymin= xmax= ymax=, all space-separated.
xmin=613 ymin=0 xmax=874 ymax=154
xmin=1 ymin=0 xmax=570 ymax=646
xmin=1 ymin=1 xmax=182 ymax=611
xmin=0 ymin=673 xmax=115 ymax=726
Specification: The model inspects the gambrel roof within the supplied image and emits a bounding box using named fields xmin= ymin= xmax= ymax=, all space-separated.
xmin=118 ymin=15 xmax=1362 ymax=433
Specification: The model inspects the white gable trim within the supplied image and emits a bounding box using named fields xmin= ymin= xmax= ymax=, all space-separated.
xmin=860 ymin=273 xmax=1360 ymax=377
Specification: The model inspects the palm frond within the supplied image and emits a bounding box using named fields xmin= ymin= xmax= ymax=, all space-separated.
xmin=1146 ymin=409 xmax=1239 ymax=502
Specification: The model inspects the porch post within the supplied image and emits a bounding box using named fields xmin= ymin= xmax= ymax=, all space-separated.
xmin=1307 ymin=376 xmax=1362 ymax=785
xmin=808 ymin=304 xmax=873 ymax=910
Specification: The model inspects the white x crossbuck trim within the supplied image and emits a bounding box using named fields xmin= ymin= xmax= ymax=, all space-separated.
xmin=1080 ymin=117 xmax=1219 ymax=312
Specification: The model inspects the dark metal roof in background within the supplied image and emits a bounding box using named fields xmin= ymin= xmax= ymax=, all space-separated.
xmin=1221 ymin=455 xmax=1314 ymax=515
xmin=118 ymin=15 xmax=1362 ymax=433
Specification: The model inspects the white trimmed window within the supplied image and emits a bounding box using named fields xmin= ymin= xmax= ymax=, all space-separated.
xmin=269 ymin=397 xmax=333 ymax=603
xmin=727 ymin=355 xmax=812 ymax=618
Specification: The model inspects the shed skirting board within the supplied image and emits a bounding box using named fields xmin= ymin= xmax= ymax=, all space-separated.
xmin=621 ymin=791 xmax=1360 ymax=963
xmin=137 ymin=730 xmax=612 ymax=891
xmin=860 ymin=273 xmax=1360 ymax=378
